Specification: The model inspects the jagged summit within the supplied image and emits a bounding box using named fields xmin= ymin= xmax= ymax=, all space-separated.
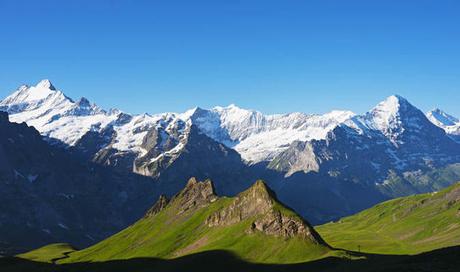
xmin=76 ymin=97 xmax=91 ymax=107
xmin=36 ymin=79 xmax=56 ymax=90
xmin=0 ymin=79 xmax=61 ymax=107
xmin=171 ymin=177 xmax=218 ymax=214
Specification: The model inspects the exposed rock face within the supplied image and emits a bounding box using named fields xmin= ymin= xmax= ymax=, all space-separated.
xmin=206 ymin=180 xmax=327 ymax=244
xmin=144 ymin=195 xmax=169 ymax=218
xmin=172 ymin=177 xmax=218 ymax=214
xmin=445 ymin=185 xmax=460 ymax=203
xmin=268 ymin=141 xmax=319 ymax=177
xmin=248 ymin=210 xmax=322 ymax=242
xmin=133 ymin=122 xmax=186 ymax=177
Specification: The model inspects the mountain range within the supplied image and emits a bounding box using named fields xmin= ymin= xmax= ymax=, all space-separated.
xmin=2 ymin=79 xmax=460 ymax=255
xmin=2 ymin=80 xmax=460 ymax=179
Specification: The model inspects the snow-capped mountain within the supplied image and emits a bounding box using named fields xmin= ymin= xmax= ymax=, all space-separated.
xmin=0 ymin=79 xmax=117 ymax=146
xmin=189 ymin=105 xmax=354 ymax=162
xmin=426 ymin=108 xmax=460 ymax=142
xmin=269 ymin=95 xmax=460 ymax=181
xmin=0 ymin=80 xmax=354 ymax=173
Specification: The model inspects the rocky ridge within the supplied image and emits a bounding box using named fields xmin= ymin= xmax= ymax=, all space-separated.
xmin=158 ymin=178 xmax=327 ymax=244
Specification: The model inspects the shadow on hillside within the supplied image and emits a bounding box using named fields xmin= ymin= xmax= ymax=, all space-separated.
xmin=2 ymin=246 xmax=460 ymax=272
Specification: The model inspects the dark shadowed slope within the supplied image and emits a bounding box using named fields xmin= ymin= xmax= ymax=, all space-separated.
xmin=0 ymin=111 xmax=157 ymax=255
xmin=3 ymin=246 xmax=460 ymax=272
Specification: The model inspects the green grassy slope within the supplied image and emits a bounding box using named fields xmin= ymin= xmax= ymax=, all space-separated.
xmin=50 ymin=179 xmax=336 ymax=264
xmin=317 ymin=182 xmax=460 ymax=254
xmin=16 ymin=243 xmax=75 ymax=263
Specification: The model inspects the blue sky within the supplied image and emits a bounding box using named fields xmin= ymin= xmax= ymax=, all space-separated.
xmin=1 ymin=0 xmax=459 ymax=116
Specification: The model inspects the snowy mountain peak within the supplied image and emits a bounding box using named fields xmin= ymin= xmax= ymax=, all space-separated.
xmin=426 ymin=108 xmax=460 ymax=142
xmin=345 ymin=95 xmax=431 ymax=145
xmin=0 ymin=80 xmax=64 ymax=109
xmin=36 ymin=79 xmax=56 ymax=90
xmin=367 ymin=95 xmax=405 ymax=133
xmin=372 ymin=95 xmax=409 ymax=114
xmin=369 ymin=94 xmax=418 ymax=122
xmin=427 ymin=108 xmax=459 ymax=126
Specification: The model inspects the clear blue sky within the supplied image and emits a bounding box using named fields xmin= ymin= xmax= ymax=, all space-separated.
xmin=1 ymin=0 xmax=459 ymax=116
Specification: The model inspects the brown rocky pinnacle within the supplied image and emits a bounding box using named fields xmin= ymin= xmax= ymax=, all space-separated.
xmin=206 ymin=180 xmax=328 ymax=245
xmin=172 ymin=177 xmax=218 ymax=214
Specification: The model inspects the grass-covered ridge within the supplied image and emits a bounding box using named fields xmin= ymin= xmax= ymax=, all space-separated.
xmin=317 ymin=181 xmax=460 ymax=254
xmin=49 ymin=179 xmax=336 ymax=264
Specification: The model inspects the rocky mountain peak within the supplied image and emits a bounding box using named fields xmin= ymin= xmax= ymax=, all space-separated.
xmin=172 ymin=178 xmax=218 ymax=214
xmin=243 ymin=179 xmax=277 ymax=204
xmin=144 ymin=195 xmax=169 ymax=218
xmin=76 ymin=97 xmax=91 ymax=108
xmin=206 ymin=180 xmax=327 ymax=244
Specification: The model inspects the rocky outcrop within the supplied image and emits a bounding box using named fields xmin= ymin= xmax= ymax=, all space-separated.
xmin=172 ymin=177 xmax=218 ymax=214
xmin=247 ymin=210 xmax=322 ymax=242
xmin=206 ymin=180 xmax=327 ymax=244
xmin=144 ymin=195 xmax=169 ymax=218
